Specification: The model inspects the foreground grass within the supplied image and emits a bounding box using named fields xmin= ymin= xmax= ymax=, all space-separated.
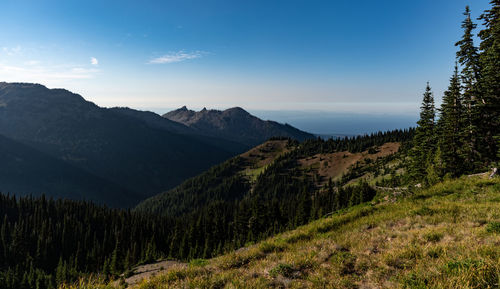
xmin=58 ymin=276 xmax=117 ymax=289
xmin=66 ymin=176 xmax=500 ymax=288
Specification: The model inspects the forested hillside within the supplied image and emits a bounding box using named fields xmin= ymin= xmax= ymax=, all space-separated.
xmin=136 ymin=128 xmax=413 ymax=219
xmin=0 ymin=129 xmax=412 ymax=289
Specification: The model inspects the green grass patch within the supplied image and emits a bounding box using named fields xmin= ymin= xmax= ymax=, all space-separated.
xmin=486 ymin=222 xmax=500 ymax=234
xmin=284 ymin=231 xmax=311 ymax=244
xmin=189 ymin=258 xmax=209 ymax=267
xmin=331 ymin=251 xmax=357 ymax=275
xmin=423 ymin=231 xmax=444 ymax=243
xmin=258 ymin=240 xmax=287 ymax=254
xmin=412 ymin=206 xmax=436 ymax=216
xmin=269 ymin=263 xmax=295 ymax=278
xmin=401 ymin=272 xmax=429 ymax=289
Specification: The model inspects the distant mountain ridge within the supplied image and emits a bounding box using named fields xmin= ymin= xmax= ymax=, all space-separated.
xmin=0 ymin=82 xmax=238 ymax=206
xmin=0 ymin=82 xmax=315 ymax=207
xmin=110 ymin=106 xmax=247 ymax=153
xmin=163 ymin=106 xmax=314 ymax=146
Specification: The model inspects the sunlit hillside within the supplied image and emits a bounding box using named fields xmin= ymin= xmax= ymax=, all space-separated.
xmin=62 ymin=176 xmax=499 ymax=288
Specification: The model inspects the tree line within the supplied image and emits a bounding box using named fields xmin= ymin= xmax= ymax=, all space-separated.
xmin=410 ymin=2 xmax=499 ymax=185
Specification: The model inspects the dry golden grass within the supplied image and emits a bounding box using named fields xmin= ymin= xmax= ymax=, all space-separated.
xmin=58 ymin=276 xmax=117 ymax=289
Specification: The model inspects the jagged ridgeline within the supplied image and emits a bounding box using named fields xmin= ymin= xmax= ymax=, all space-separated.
xmin=0 ymin=129 xmax=412 ymax=289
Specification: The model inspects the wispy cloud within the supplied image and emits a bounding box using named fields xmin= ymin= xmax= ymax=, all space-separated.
xmin=149 ymin=51 xmax=203 ymax=64
xmin=0 ymin=62 xmax=100 ymax=84
xmin=90 ymin=57 xmax=99 ymax=65
xmin=2 ymin=46 xmax=22 ymax=56
xmin=25 ymin=60 xmax=40 ymax=66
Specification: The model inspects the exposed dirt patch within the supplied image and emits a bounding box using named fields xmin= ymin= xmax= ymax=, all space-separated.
xmin=298 ymin=142 xmax=400 ymax=185
xmin=122 ymin=260 xmax=186 ymax=288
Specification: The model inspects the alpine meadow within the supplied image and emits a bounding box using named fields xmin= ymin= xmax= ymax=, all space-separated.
xmin=0 ymin=1 xmax=498 ymax=289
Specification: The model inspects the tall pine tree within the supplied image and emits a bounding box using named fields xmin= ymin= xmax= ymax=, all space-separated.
xmin=455 ymin=6 xmax=482 ymax=171
xmin=437 ymin=64 xmax=465 ymax=177
xmin=410 ymin=83 xmax=436 ymax=184
xmin=478 ymin=0 xmax=500 ymax=165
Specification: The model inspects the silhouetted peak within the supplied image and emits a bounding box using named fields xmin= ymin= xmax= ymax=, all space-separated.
xmin=0 ymin=81 xmax=91 ymax=108
xmin=163 ymin=105 xmax=314 ymax=145
xmin=225 ymin=107 xmax=249 ymax=115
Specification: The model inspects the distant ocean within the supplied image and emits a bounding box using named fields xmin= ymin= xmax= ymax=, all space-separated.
xmin=148 ymin=107 xmax=418 ymax=137
xmin=249 ymin=110 xmax=418 ymax=136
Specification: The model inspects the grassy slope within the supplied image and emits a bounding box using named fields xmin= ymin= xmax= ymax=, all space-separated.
xmin=297 ymin=142 xmax=401 ymax=185
xmin=127 ymin=176 xmax=500 ymax=289
xmin=135 ymin=139 xmax=403 ymax=218
xmin=240 ymin=140 xmax=292 ymax=183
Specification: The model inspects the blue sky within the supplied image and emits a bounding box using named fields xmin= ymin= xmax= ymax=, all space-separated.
xmin=0 ymin=0 xmax=491 ymax=118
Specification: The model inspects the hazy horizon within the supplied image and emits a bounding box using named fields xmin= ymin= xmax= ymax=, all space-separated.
xmin=137 ymin=105 xmax=418 ymax=135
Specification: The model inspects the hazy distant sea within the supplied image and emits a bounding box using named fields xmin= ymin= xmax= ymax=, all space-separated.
xmin=148 ymin=107 xmax=418 ymax=137
xmin=249 ymin=110 xmax=418 ymax=137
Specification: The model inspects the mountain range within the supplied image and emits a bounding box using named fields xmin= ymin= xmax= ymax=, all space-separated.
xmin=164 ymin=106 xmax=313 ymax=147
xmin=0 ymin=82 xmax=313 ymax=206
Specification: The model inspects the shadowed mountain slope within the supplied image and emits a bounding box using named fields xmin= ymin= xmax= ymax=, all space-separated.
xmin=110 ymin=107 xmax=248 ymax=153
xmin=0 ymin=82 xmax=235 ymax=206
xmin=0 ymin=134 xmax=138 ymax=207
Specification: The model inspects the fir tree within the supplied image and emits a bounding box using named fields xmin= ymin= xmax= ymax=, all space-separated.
xmin=55 ymin=257 xmax=66 ymax=285
xmin=110 ymin=241 xmax=119 ymax=275
xmin=456 ymin=6 xmax=482 ymax=171
xmin=410 ymin=83 xmax=436 ymax=183
xmin=437 ymin=64 xmax=465 ymax=177
xmin=478 ymin=0 xmax=500 ymax=165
